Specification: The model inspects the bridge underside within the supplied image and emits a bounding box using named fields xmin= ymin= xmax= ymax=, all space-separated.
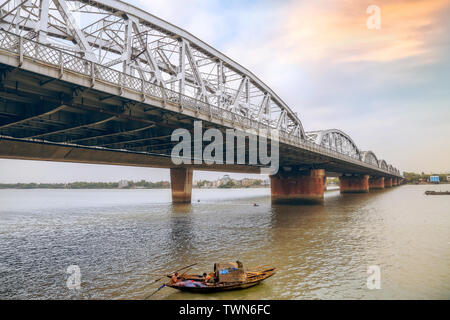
xmin=0 ymin=65 xmax=402 ymax=204
xmin=0 ymin=66 xmax=398 ymax=175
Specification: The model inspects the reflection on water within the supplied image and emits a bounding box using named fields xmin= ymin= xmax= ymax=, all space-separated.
xmin=0 ymin=185 xmax=449 ymax=299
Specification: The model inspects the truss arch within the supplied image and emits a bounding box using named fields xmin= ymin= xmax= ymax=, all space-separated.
xmin=387 ymin=164 xmax=395 ymax=173
xmin=0 ymin=0 xmax=305 ymax=139
xmin=378 ymin=160 xmax=388 ymax=170
xmin=361 ymin=150 xmax=378 ymax=167
xmin=305 ymin=129 xmax=360 ymax=159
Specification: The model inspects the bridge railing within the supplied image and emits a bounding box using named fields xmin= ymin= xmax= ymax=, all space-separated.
xmin=0 ymin=30 xmax=398 ymax=177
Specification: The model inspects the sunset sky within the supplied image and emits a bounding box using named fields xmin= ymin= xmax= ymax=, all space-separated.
xmin=0 ymin=0 xmax=448 ymax=182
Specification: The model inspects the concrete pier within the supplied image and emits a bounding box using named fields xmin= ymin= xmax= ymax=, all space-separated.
xmin=270 ymin=169 xmax=325 ymax=204
xmin=392 ymin=177 xmax=399 ymax=186
xmin=385 ymin=177 xmax=393 ymax=188
xmin=339 ymin=174 xmax=370 ymax=193
xmin=170 ymin=167 xmax=193 ymax=203
xmin=369 ymin=177 xmax=384 ymax=190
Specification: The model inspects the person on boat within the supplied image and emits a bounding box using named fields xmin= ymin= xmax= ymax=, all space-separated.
xmin=171 ymin=272 xmax=180 ymax=284
xmin=202 ymin=272 xmax=212 ymax=284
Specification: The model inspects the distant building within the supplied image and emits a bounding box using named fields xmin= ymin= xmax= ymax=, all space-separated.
xmin=241 ymin=178 xmax=254 ymax=187
xmin=118 ymin=180 xmax=129 ymax=188
xmin=217 ymin=175 xmax=231 ymax=186
xmin=430 ymin=176 xmax=439 ymax=184
xmin=447 ymin=176 xmax=450 ymax=182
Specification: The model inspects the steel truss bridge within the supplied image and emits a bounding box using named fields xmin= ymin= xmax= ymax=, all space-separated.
xmin=0 ymin=0 xmax=401 ymax=181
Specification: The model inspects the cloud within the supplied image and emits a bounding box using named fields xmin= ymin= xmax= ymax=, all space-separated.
xmin=278 ymin=0 xmax=449 ymax=64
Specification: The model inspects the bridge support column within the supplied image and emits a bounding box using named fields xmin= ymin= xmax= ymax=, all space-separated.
xmin=339 ymin=174 xmax=369 ymax=193
xmin=270 ymin=169 xmax=325 ymax=204
xmin=170 ymin=167 xmax=193 ymax=204
xmin=369 ymin=177 xmax=384 ymax=190
xmin=384 ymin=177 xmax=393 ymax=188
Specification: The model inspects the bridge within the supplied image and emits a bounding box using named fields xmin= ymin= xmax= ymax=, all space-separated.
xmin=0 ymin=0 xmax=402 ymax=204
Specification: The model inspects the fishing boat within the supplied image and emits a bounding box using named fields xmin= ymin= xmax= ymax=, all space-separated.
xmin=165 ymin=261 xmax=275 ymax=293
xmin=425 ymin=191 xmax=450 ymax=195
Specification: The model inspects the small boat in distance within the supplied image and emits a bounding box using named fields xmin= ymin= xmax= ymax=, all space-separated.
xmin=425 ymin=191 xmax=450 ymax=195
xmin=166 ymin=261 xmax=275 ymax=293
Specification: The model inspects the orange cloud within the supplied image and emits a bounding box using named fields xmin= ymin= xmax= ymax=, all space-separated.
xmin=279 ymin=0 xmax=449 ymax=63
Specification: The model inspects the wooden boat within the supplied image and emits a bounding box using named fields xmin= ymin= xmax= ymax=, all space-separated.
xmin=425 ymin=191 xmax=450 ymax=195
xmin=166 ymin=262 xmax=275 ymax=293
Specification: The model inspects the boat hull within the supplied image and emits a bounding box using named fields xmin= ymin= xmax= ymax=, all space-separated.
xmin=166 ymin=269 xmax=275 ymax=293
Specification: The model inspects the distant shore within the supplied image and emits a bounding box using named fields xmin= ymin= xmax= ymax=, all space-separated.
xmin=0 ymin=182 xmax=169 ymax=189
xmin=0 ymin=182 xmax=270 ymax=189
xmin=0 ymin=181 xmax=446 ymax=189
xmin=0 ymin=177 xmax=271 ymax=189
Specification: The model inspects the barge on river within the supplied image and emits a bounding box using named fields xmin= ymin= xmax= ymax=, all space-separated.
xmin=425 ymin=191 xmax=450 ymax=195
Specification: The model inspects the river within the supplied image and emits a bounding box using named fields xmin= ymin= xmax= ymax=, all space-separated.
xmin=0 ymin=184 xmax=449 ymax=299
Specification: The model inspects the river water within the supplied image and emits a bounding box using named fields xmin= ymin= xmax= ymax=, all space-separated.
xmin=0 ymin=184 xmax=449 ymax=300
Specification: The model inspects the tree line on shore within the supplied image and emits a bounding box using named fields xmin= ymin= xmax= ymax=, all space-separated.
xmin=403 ymin=172 xmax=449 ymax=184
xmin=2 ymin=173 xmax=447 ymax=189
xmin=196 ymin=178 xmax=268 ymax=189
xmin=0 ymin=178 xmax=270 ymax=189
xmin=0 ymin=180 xmax=170 ymax=189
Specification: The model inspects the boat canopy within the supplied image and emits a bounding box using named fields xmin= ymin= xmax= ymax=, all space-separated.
xmin=214 ymin=261 xmax=247 ymax=283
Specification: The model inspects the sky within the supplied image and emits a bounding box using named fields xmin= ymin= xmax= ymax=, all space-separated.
xmin=0 ymin=0 xmax=449 ymax=183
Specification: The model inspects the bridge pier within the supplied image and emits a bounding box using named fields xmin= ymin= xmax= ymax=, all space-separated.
xmin=339 ymin=174 xmax=369 ymax=193
xmin=393 ymin=177 xmax=399 ymax=186
xmin=270 ymin=169 xmax=325 ymax=204
xmin=170 ymin=167 xmax=193 ymax=204
xmin=369 ymin=177 xmax=384 ymax=190
xmin=384 ymin=177 xmax=393 ymax=188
